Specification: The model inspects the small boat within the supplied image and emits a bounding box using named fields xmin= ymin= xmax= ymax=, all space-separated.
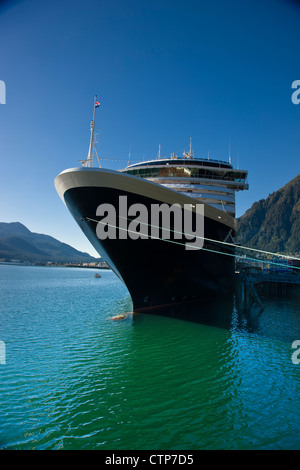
xmin=94 ymin=273 xmax=101 ymax=278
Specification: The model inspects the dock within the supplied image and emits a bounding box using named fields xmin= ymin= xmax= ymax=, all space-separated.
xmin=235 ymin=267 xmax=300 ymax=312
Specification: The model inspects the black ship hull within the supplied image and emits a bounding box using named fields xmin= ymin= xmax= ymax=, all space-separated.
xmin=55 ymin=168 xmax=236 ymax=312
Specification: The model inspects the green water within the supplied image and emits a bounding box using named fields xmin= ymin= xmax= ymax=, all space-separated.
xmin=0 ymin=265 xmax=300 ymax=450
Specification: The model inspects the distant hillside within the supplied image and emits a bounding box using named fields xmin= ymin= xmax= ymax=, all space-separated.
xmin=0 ymin=222 xmax=99 ymax=263
xmin=238 ymin=174 xmax=300 ymax=255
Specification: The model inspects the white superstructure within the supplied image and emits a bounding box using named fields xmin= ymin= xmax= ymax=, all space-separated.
xmin=121 ymin=156 xmax=248 ymax=217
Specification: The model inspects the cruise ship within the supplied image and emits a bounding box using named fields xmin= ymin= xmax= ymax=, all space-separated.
xmin=55 ymin=98 xmax=248 ymax=312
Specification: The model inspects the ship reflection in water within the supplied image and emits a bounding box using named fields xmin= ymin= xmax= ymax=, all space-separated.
xmin=130 ymin=289 xmax=300 ymax=345
xmin=132 ymin=295 xmax=236 ymax=330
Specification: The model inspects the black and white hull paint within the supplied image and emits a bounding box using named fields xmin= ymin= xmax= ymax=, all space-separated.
xmin=55 ymin=167 xmax=238 ymax=312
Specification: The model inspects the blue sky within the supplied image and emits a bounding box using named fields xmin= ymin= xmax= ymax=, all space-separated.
xmin=0 ymin=0 xmax=299 ymax=256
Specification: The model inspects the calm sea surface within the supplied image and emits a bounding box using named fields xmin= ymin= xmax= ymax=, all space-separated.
xmin=1 ymin=264 xmax=300 ymax=450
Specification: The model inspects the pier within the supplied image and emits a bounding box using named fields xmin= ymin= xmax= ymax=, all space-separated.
xmin=235 ymin=267 xmax=300 ymax=312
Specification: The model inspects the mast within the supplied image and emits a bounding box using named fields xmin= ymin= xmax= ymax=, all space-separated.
xmin=87 ymin=96 xmax=96 ymax=167
xmin=80 ymin=95 xmax=101 ymax=167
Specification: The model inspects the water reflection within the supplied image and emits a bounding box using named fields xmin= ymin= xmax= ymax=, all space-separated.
xmin=132 ymin=290 xmax=300 ymax=344
xmin=133 ymin=295 xmax=235 ymax=329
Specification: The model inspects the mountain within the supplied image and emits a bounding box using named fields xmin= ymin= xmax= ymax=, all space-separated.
xmin=0 ymin=222 xmax=99 ymax=263
xmin=237 ymin=174 xmax=300 ymax=255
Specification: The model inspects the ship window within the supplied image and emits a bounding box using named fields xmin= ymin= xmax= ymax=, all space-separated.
xmin=123 ymin=166 xmax=247 ymax=184
xmin=124 ymin=168 xmax=160 ymax=177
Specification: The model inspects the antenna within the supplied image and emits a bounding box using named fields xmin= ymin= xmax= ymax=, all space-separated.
xmin=189 ymin=137 xmax=195 ymax=157
xmin=228 ymin=137 xmax=231 ymax=164
xmin=183 ymin=137 xmax=194 ymax=159
xmin=158 ymin=144 xmax=161 ymax=160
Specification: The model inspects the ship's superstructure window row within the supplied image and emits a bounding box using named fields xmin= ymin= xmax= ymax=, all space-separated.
xmin=122 ymin=164 xmax=247 ymax=184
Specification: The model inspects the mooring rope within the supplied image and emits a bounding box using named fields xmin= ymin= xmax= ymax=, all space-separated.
xmin=84 ymin=216 xmax=300 ymax=271
xmin=113 ymin=213 xmax=300 ymax=261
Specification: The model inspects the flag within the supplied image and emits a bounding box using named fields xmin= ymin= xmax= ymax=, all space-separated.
xmin=95 ymin=101 xmax=100 ymax=108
